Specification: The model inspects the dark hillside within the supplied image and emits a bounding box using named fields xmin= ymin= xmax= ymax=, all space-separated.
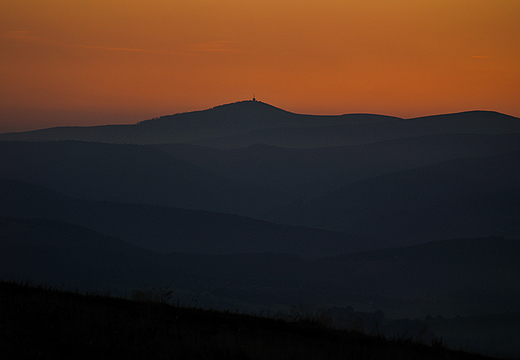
xmin=0 ymin=217 xmax=169 ymax=293
xmin=0 ymin=178 xmax=377 ymax=258
xmin=187 ymin=114 xmax=402 ymax=148
xmin=2 ymin=102 xmax=518 ymax=148
xmin=314 ymin=237 xmax=520 ymax=316
xmin=407 ymin=111 xmax=520 ymax=134
xmin=0 ymin=101 xmax=399 ymax=146
xmin=187 ymin=110 xmax=520 ymax=149
xmin=0 ymin=281 xmax=498 ymax=360
xmin=1 ymin=102 xmax=519 ymax=358
xmin=0 ymin=141 xmax=293 ymax=219
xmin=3 ymin=217 xmax=520 ymax=318
xmin=279 ymin=150 xmax=520 ymax=243
xmin=157 ymin=133 xmax=520 ymax=199
xmin=2 ymin=217 xmax=520 ymax=355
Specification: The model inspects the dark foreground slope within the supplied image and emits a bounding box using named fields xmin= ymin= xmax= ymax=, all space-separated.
xmin=0 ymin=281 xmax=497 ymax=360
xmin=3 ymin=217 xmax=520 ymax=357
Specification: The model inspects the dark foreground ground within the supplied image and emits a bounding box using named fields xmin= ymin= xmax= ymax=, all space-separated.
xmin=0 ymin=281 xmax=502 ymax=360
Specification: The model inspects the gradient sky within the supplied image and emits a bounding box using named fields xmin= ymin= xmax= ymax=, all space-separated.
xmin=1 ymin=0 xmax=519 ymax=132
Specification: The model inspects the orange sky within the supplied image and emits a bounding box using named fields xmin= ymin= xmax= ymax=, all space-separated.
xmin=1 ymin=0 xmax=519 ymax=132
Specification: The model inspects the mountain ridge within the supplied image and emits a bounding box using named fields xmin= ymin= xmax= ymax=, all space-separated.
xmin=1 ymin=100 xmax=518 ymax=147
xmin=0 ymin=177 xmax=380 ymax=258
xmin=276 ymin=149 xmax=520 ymax=243
xmin=155 ymin=132 xmax=520 ymax=198
xmin=0 ymin=140 xmax=294 ymax=219
xmin=2 ymin=139 xmax=519 ymax=244
xmin=2 ymin=100 xmax=519 ymax=357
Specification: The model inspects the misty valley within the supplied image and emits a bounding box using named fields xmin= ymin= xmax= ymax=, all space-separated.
xmin=2 ymin=100 xmax=520 ymax=358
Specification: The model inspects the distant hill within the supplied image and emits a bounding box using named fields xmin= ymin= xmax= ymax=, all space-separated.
xmin=2 ymin=101 xmax=520 ymax=358
xmin=2 ymin=217 xmax=520 ymax=318
xmin=277 ymin=150 xmax=520 ymax=244
xmin=1 ymin=101 xmax=519 ymax=148
xmin=315 ymin=236 xmax=520 ymax=317
xmin=0 ymin=217 xmax=164 ymax=293
xmin=0 ymin=101 xmax=397 ymax=146
xmin=1 ymin=139 xmax=519 ymax=244
xmin=156 ymin=133 xmax=520 ymax=199
xmin=188 ymin=110 xmax=520 ymax=149
xmin=0 ymin=140 xmax=293 ymax=220
xmin=0 ymin=178 xmax=380 ymax=258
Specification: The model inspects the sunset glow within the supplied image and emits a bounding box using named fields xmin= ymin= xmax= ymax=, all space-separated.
xmin=1 ymin=0 xmax=519 ymax=132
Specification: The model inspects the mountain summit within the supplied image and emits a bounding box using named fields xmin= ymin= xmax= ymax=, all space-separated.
xmin=0 ymin=101 xmax=518 ymax=147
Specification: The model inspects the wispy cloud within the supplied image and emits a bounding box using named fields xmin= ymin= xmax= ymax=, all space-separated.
xmin=70 ymin=44 xmax=152 ymax=52
xmin=1 ymin=30 xmax=42 ymax=41
xmin=188 ymin=41 xmax=240 ymax=53
xmin=1 ymin=30 xmax=151 ymax=53
xmin=2 ymin=31 xmax=238 ymax=55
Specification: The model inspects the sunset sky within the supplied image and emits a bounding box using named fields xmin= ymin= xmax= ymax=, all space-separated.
xmin=1 ymin=0 xmax=519 ymax=132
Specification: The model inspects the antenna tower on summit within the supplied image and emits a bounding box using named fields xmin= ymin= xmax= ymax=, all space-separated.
xmin=252 ymin=94 xmax=256 ymax=102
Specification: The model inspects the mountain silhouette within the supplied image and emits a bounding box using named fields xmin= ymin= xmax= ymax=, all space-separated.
xmin=1 ymin=100 xmax=520 ymax=243
xmin=2 ymin=101 xmax=519 ymax=147
xmin=2 ymin=101 xmax=520 ymax=358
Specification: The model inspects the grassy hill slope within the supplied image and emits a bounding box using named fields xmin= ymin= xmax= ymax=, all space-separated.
xmin=0 ymin=281 xmax=498 ymax=360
